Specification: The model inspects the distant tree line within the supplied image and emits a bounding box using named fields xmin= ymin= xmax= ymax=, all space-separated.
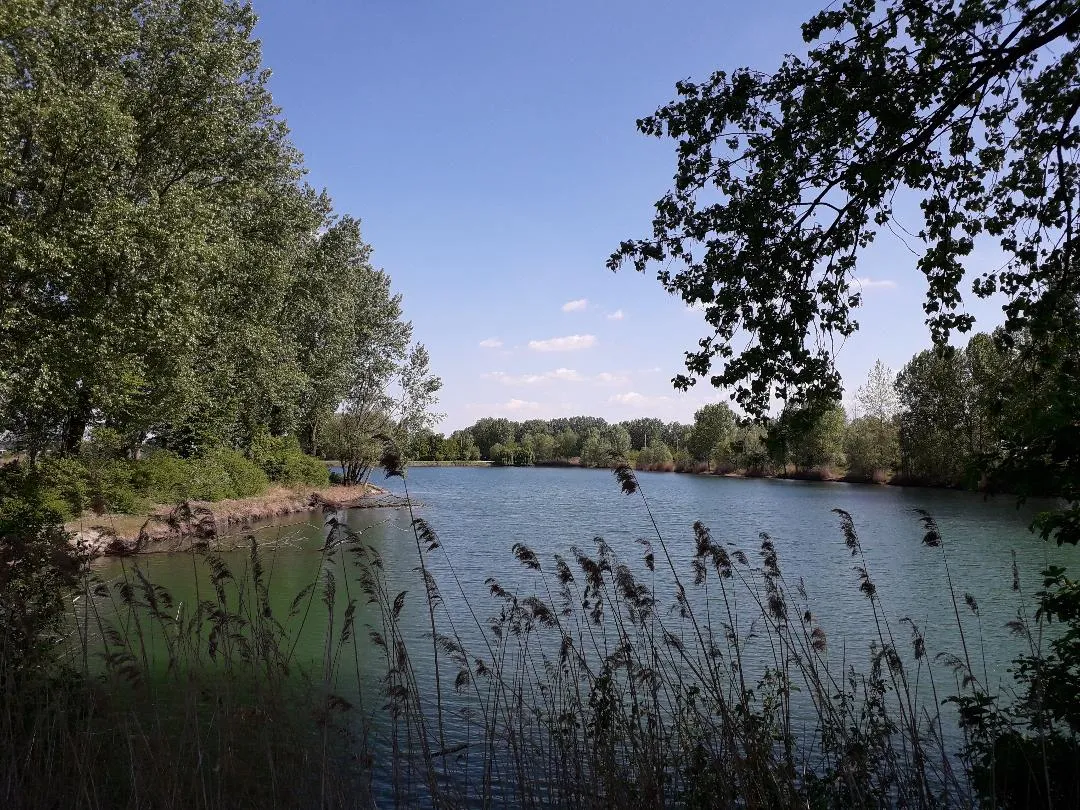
xmin=417 ymin=328 xmax=1050 ymax=493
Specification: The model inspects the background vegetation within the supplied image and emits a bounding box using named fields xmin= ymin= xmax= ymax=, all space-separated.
xmin=415 ymin=329 xmax=1046 ymax=497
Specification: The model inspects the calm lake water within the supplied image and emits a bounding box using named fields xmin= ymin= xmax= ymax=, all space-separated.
xmin=90 ymin=466 xmax=1078 ymax=800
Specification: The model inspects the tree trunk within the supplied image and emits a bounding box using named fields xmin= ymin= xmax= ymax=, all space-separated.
xmin=62 ymin=391 xmax=93 ymax=455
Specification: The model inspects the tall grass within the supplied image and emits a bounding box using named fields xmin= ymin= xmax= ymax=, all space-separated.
xmin=1 ymin=458 xmax=1074 ymax=807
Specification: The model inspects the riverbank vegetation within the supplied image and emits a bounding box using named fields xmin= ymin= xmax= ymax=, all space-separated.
xmin=0 ymin=0 xmax=440 ymax=519
xmin=3 ymin=458 xmax=1079 ymax=808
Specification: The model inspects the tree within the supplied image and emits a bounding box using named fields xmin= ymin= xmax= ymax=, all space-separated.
xmin=291 ymin=216 xmax=412 ymax=456
xmin=395 ymin=344 xmax=444 ymax=454
xmin=579 ymin=430 xmax=613 ymax=468
xmin=688 ymin=403 xmax=738 ymax=463
xmin=610 ymin=0 xmax=1080 ymax=541
xmin=636 ymin=441 xmax=674 ymax=472
xmin=845 ymin=417 xmax=900 ymax=481
xmin=611 ymin=0 xmax=1080 ymax=412
xmin=896 ymin=348 xmax=971 ymax=485
xmin=856 ymin=361 xmax=900 ymax=425
xmin=782 ymin=404 xmax=846 ymax=473
xmin=490 ymin=442 xmax=521 ymax=466
xmin=533 ymin=432 xmax=556 ymax=463
xmin=730 ymin=423 xmax=770 ymax=473
xmin=321 ymin=410 xmax=392 ymax=486
xmin=847 ymin=360 xmax=902 ymax=479
xmin=661 ymin=421 xmax=693 ymax=452
xmin=606 ymin=425 xmax=632 ymax=458
xmin=471 ymin=418 xmax=515 ymax=460
xmin=621 ymin=417 xmax=666 ymax=450
xmin=447 ymin=430 xmax=480 ymax=461
xmin=1 ymin=0 xmax=303 ymax=456
xmin=0 ymin=0 xmax=424 ymax=467
xmin=554 ymin=428 xmax=580 ymax=460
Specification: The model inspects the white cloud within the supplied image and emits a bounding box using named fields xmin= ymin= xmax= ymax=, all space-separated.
xmin=609 ymin=391 xmax=672 ymax=407
xmin=549 ymin=367 xmax=583 ymax=381
xmin=466 ymin=398 xmax=543 ymax=415
xmin=478 ymin=338 xmax=503 ymax=348
xmin=595 ymin=371 xmax=630 ymax=385
xmin=485 ymin=368 xmax=584 ymax=385
xmin=504 ymin=398 xmax=541 ymax=412
xmin=528 ymin=334 xmax=597 ymax=352
xmin=485 ymin=372 xmax=546 ymax=385
xmin=606 ymin=309 xmax=625 ymax=320
xmin=856 ymin=277 xmax=897 ymax=290
xmin=561 ymin=298 xmax=588 ymax=312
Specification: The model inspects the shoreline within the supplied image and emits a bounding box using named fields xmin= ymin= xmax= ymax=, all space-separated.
xmin=67 ymin=483 xmax=407 ymax=559
xmin=510 ymin=461 xmax=989 ymax=494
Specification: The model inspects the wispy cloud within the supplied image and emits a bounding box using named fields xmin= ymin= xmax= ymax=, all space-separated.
xmin=561 ymin=298 xmax=588 ymax=312
xmin=609 ymin=391 xmax=671 ymax=407
xmin=606 ymin=309 xmax=625 ymax=321
xmin=485 ymin=368 xmax=584 ymax=385
xmin=503 ymin=398 xmax=541 ymax=412
xmin=528 ymin=334 xmax=597 ymax=352
xmin=856 ymin=277 xmax=897 ymax=290
xmin=466 ymin=398 xmax=543 ymax=415
xmin=595 ymin=371 xmax=630 ymax=385
xmin=549 ymin=367 xmax=582 ymax=381
xmin=478 ymin=338 xmax=503 ymax=348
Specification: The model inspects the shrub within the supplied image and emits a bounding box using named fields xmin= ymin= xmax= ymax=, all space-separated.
xmin=190 ymin=448 xmax=269 ymax=500
xmin=144 ymin=448 xmax=270 ymax=503
xmin=672 ymin=448 xmax=695 ymax=472
xmin=38 ymin=456 xmax=88 ymax=518
xmin=0 ymin=470 xmax=79 ymax=669
xmin=251 ymin=433 xmax=329 ymax=486
xmin=636 ymin=441 xmax=674 ymax=472
xmin=140 ymin=450 xmax=194 ymax=503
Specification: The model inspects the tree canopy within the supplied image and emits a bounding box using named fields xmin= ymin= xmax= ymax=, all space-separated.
xmin=611 ymin=0 xmax=1080 ymax=541
xmin=611 ymin=0 xmax=1078 ymax=406
xmin=0 ymin=0 xmax=435 ymax=467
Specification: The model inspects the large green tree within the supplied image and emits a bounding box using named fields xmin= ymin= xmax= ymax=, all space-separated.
xmin=688 ymin=402 xmax=738 ymax=463
xmin=0 ymin=0 xmax=425 ymax=466
xmin=611 ymin=0 xmax=1080 ymax=542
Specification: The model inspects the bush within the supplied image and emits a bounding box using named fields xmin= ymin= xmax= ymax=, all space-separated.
xmin=636 ymin=441 xmax=674 ymax=472
xmin=139 ymin=450 xmax=194 ymax=503
xmin=61 ymin=444 xmax=272 ymax=507
xmin=38 ymin=457 xmax=88 ymax=518
xmin=251 ymin=433 xmax=330 ymax=486
xmin=189 ymin=448 xmax=269 ymax=501
xmin=0 ymin=469 xmax=79 ymax=668
xmin=39 ymin=455 xmax=147 ymax=516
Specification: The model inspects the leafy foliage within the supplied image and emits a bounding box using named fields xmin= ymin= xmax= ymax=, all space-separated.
xmin=0 ymin=0 xmax=435 ymax=471
xmin=610 ymin=0 xmax=1080 ymax=413
xmin=610 ymin=0 xmax=1080 ymax=540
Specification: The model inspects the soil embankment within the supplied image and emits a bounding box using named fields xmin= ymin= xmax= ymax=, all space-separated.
xmin=67 ymin=484 xmax=406 ymax=558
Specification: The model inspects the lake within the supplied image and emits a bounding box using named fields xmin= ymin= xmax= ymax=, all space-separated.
xmin=89 ymin=466 xmax=1078 ymax=803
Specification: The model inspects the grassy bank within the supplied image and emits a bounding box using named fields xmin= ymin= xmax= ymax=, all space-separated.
xmin=2 ymin=460 xmax=1077 ymax=808
xmin=2 ymin=434 xmax=332 ymax=521
xmin=64 ymin=482 xmax=394 ymax=558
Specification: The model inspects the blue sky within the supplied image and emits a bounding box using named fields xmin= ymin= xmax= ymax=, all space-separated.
xmin=253 ymin=0 xmax=1009 ymax=430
